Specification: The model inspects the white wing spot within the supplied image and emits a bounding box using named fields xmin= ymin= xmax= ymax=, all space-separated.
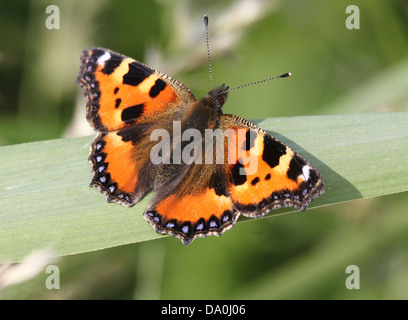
xmin=302 ymin=165 xmax=311 ymax=181
xmin=97 ymin=51 xmax=111 ymax=65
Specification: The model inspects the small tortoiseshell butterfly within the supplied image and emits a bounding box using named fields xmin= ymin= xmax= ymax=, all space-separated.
xmin=76 ymin=17 xmax=324 ymax=245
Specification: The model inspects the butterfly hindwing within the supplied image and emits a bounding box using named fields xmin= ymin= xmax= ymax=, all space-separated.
xmin=89 ymin=127 xmax=155 ymax=206
xmin=144 ymin=164 xmax=238 ymax=245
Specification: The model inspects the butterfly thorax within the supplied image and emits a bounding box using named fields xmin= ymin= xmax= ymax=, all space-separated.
xmin=183 ymin=84 xmax=229 ymax=131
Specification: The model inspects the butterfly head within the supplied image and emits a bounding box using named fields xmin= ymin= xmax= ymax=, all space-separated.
xmin=208 ymin=84 xmax=229 ymax=108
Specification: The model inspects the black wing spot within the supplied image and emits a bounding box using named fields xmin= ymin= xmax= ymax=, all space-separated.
xmin=115 ymin=98 xmax=121 ymax=108
xmin=123 ymin=62 xmax=153 ymax=86
xmin=149 ymin=79 xmax=167 ymax=98
xmin=262 ymin=135 xmax=286 ymax=169
xmin=287 ymin=155 xmax=307 ymax=182
xmin=251 ymin=177 xmax=260 ymax=186
xmin=231 ymin=161 xmax=247 ymax=186
xmin=101 ymin=55 xmax=123 ymax=75
xmin=242 ymin=129 xmax=257 ymax=151
xmin=121 ymin=104 xmax=144 ymax=122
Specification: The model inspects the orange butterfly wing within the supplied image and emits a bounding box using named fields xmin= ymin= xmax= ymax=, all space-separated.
xmin=77 ymin=48 xmax=196 ymax=132
xmin=89 ymin=129 xmax=150 ymax=206
xmin=77 ymin=48 xmax=197 ymax=206
xmin=219 ymin=114 xmax=324 ymax=217
xmin=144 ymin=165 xmax=238 ymax=245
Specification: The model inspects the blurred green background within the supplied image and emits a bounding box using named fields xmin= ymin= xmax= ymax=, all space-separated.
xmin=1 ymin=0 xmax=408 ymax=299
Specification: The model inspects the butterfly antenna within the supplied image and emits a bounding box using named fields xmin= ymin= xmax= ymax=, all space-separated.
xmin=224 ymin=72 xmax=292 ymax=94
xmin=204 ymin=15 xmax=214 ymax=90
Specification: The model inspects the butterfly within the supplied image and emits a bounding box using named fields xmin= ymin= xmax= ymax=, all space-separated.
xmin=76 ymin=44 xmax=324 ymax=245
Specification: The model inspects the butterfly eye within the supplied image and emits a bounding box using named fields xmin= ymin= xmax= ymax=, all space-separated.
xmin=216 ymin=94 xmax=227 ymax=108
xmin=208 ymin=85 xmax=229 ymax=108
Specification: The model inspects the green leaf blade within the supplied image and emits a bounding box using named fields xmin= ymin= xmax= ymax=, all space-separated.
xmin=1 ymin=112 xmax=407 ymax=261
